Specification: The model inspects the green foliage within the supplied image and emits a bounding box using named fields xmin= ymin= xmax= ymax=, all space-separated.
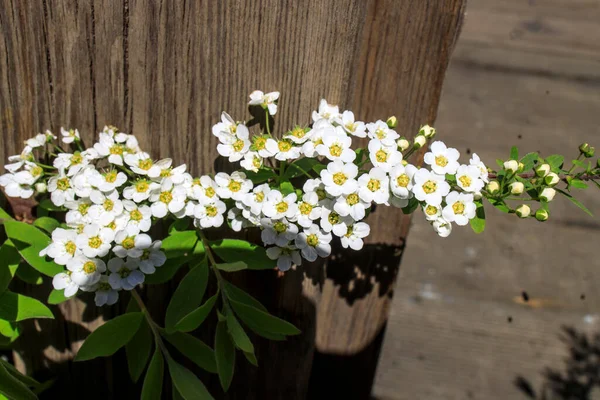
xmin=215 ymin=261 xmax=248 ymax=272
xmin=520 ymin=152 xmax=539 ymax=171
xmin=15 ymin=263 xmax=43 ymax=285
xmin=209 ymin=239 xmax=275 ymax=270
xmin=283 ymin=158 xmax=320 ymax=180
xmin=38 ymin=199 xmax=65 ymax=211
xmin=545 ymin=154 xmax=564 ymax=172
xmin=141 ymin=349 xmax=164 ymax=400
xmin=0 ymin=319 xmax=20 ymax=344
xmin=510 ymin=146 xmax=519 ymax=160
xmin=470 ymin=200 xmax=486 ymax=234
xmin=47 ymin=289 xmax=72 ymax=305
xmin=126 ymin=319 xmax=153 ymax=383
xmin=0 ymin=241 xmax=20 ymax=293
xmin=75 ymin=313 xmax=144 ymax=361
xmin=167 ymin=357 xmax=214 ymax=400
xmin=225 ymin=309 xmax=254 ymax=354
xmin=163 ymin=331 xmax=217 ymax=373
xmin=0 ymin=206 xmax=12 ymax=222
xmin=4 ymin=220 xmax=62 ymax=277
xmin=32 ymin=217 xmax=60 ymax=234
xmin=0 ymin=361 xmax=37 ymax=400
xmin=279 ymin=181 xmax=295 ymax=196
xmin=0 ymin=291 xmax=53 ymax=322
xmin=230 ymin=299 xmax=300 ymax=336
xmin=556 ymin=188 xmax=593 ymax=216
xmin=165 ymin=260 xmax=209 ymax=332
xmin=147 ymin=233 xmax=205 ymax=284
xmin=244 ymin=167 xmax=276 ymax=185
xmin=214 ymin=321 xmax=235 ymax=391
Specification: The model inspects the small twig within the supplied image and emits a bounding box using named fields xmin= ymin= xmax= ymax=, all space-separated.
xmin=488 ymin=172 xmax=600 ymax=181
xmin=131 ymin=289 xmax=170 ymax=356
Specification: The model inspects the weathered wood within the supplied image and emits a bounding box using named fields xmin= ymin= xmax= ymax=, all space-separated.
xmin=0 ymin=1 xmax=466 ymax=398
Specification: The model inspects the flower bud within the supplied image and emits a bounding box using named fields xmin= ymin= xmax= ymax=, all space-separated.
xmin=397 ymin=138 xmax=410 ymax=151
xmin=486 ymin=180 xmax=500 ymax=194
xmin=535 ymin=163 xmax=550 ymax=177
xmin=386 ymin=116 xmax=398 ymax=129
xmin=473 ymin=191 xmax=482 ymax=201
xmin=518 ymin=162 xmax=525 ymax=172
xmin=579 ymin=143 xmax=595 ymax=158
xmin=413 ymin=135 xmax=426 ymax=149
xmin=420 ymin=125 xmax=436 ymax=139
xmin=539 ymin=187 xmax=556 ymax=202
xmin=35 ymin=182 xmax=47 ymax=194
xmin=504 ymin=160 xmax=519 ymax=173
xmin=401 ymin=159 xmax=408 ymax=166
xmin=509 ymin=182 xmax=524 ymax=195
xmin=516 ymin=204 xmax=531 ymax=218
xmin=535 ymin=209 xmax=549 ymax=222
xmin=545 ymin=172 xmax=559 ymax=186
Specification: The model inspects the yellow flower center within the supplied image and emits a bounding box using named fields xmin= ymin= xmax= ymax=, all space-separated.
xmin=273 ymin=222 xmax=287 ymax=233
xmin=140 ymin=249 xmax=151 ymax=260
xmin=367 ymin=179 xmax=380 ymax=192
xmin=83 ymin=261 xmax=96 ymax=274
xmin=228 ymin=181 xmax=241 ymax=192
xmin=65 ymin=241 xmax=76 ymax=255
xmin=425 ymin=205 xmax=438 ymax=216
xmin=306 ymin=234 xmax=319 ymax=247
xmin=435 ymin=155 xmax=448 ymax=167
xmin=328 ymin=212 xmax=340 ymax=225
xmin=255 ymin=192 xmax=265 ymax=203
xmin=452 ymin=202 xmax=465 ymax=215
xmin=118 ymin=267 xmax=131 ymax=278
xmin=346 ymin=193 xmax=359 ymax=206
xmin=107 ymin=221 xmax=117 ymax=230
xmin=252 ymin=157 xmax=262 ymax=169
xmin=135 ymin=181 xmax=149 ymax=193
xmin=122 ymin=237 xmax=135 ymax=250
xmin=345 ymin=226 xmax=354 ymax=238
xmin=57 ymin=177 xmax=71 ymax=191
xmin=160 ymin=168 xmax=172 ymax=178
xmin=71 ymin=153 xmax=83 ymax=165
xmin=205 ymin=187 xmax=216 ymax=198
xmin=278 ymin=140 xmax=292 ymax=152
xmin=138 ymin=159 xmax=153 ymax=170
xmin=76 ymin=225 xmax=85 ymax=234
xmin=130 ymin=209 xmax=143 ymax=221
xmin=206 ymin=205 xmax=218 ymax=217
xmin=103 ymin=199 xmax=114 ymax=211
xmin=316 ymin=188 xmax=327 ymax=201
xmin=98 ymin=281 xmax=112 ymax=291
xmin=233 ymin=139 xmax=245 ymax=152
xmin=333 ymin=172 xmax=347 ymax=186
xmin=253 ymin=137 xmax=267 ymax=150
xmin=159 ymin=191 xmax=173 ymax=204
xmin=88 ymin=236 xmax=103 ymax=249
xmin=104 ymin=171 xmax=118 ymax=183
xmin=376 ymin=150 xmax=388 ymax=163
xmin=459 ymin=175 xmax=472 ymax=187
xmin=109 ymin=144 xmax=124 ymax=155
xmin=345 ymin=122 xmax=356 ymax=132
xmin=30 ymin=166 xmax=43 ymax=177
xmin=276 ymin=201 xmax=289 ymax=213
xmin=291 ymin=127 xmax=306 ymax=138
xmin=299 ymin=202 xmax=312 ymax=215
xmin=422 ymin=180 xmax=437 ymax=194
xmin=78 ymin=203 xmax=90 ymax=215
xmin=329 ymin=144 xmax=343 ymax=157
xmin=376 ymin=129 xmax=386 ymax=140
xmin=396 ymin=174 xmax=410 ymax=188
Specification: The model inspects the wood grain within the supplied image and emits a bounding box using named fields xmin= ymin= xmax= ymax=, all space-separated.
xmin=0 ymin=1 xmax=466 ymax=398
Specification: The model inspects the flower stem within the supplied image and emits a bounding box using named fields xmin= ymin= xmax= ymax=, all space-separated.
xmin=131 ymin=289 xmax=170 ymax=356
xmin=265 ymin=109 xmax=272 ymax=136
xmin=197 ymin=230 xmax=228 ymax=306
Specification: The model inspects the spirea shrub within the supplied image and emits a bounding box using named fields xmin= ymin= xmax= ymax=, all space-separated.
xmin=0 ymin=91 xmax=598 ymax=399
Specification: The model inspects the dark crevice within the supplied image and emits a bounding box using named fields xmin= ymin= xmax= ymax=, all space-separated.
xmin=123 ymin=0 xmax=131 ymax=133
xmin=86 ymin=2 xmax=97 ymax=134
xmin=41 ymin=0 xmax=54 ymax=120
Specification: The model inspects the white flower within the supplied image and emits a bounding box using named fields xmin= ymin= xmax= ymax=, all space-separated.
xmin=108 ymin=258 xmax=145 ymax=290
xmin=52 ymin=272 xmax=79 ymax=297
xmin=240 ymin=151 xmax=263 ymax=172
xmin=412 ymin=169 xmax=450 ymax=206
xmin=214 ymin=171 xmax=252 ymax=201
xmin=320 ymin=160 xmax=358 ymax=196
xmin=228 ymin=207 xmax=252 ymax=232
xmin=5 ymin=147 xmax=34 ymax=172
xmin=295 ymin=191 xmax=323 ymax=228
xmin=188 ymin=175 xmax=218 ymax=203
xmin=250 ymin=135 xmax=275 ymax=158
xmin=193 ymin=199 xmax=227 ymax=228
xmin=88 ymin=169 xmax=127 ymax=192
xmin=423 ymin=204 xmax=442 ymax=221
xmin=132 ymin=240 xmax=166 ymax=274
xmin=65 ymin=199 xmax=93 ymax=225
xmin=262 ymin=190 xmax=298 ymax=220
xmin=265 ymin=245 xmax=302 ymax=271
xmin=156 ymin=164 xmax=188 ymax=185
xmin=366 ymin=120 xmax=399 ymax=146
xmin=455 ymin=165 xmax=485 ymax=193
xmin=53 ymin=152 xmax=89 ymax=176
xmin=357 ymin=168 xmax=390 ymax=205
xmin=93 ymin=132 xmax=128 ymax=165
xmin=70 ymin=166 xmax=95 ymax=198
xmin=61 ymin=127 xmax=80 ymax=144
xmin=424 ymin=141 xmax=460 ymax=175
xmin=301 ymin=122 xmax=329 ymax=157
xmin=212 ymin=112 xmax=238 ymax=141
xmin=294 ymin=225 xmax=332 ymax=262
xmin=88 ymin=190 xmax=124 ymax=226
xmin=469 ymin=153 xmax=489 ymax=183
xmin=432 ymin=217 xmax=452 ymax=237
xmin=266 ymin=138 xmax=301 ymax=161
xmin=320 ymin=208 xmax=352 ymax=235
xmin=124 ymin=152 xmax=164 ymax=178
xmin=312 ymin=99 xmax=341 ymax=124
xmin=149 ymin=180 xmax=187 ymax=218
xmin=0 ymin=173 xmax=34 ymax=199
xmin=316 ymin=126 xmax=355 ymax=163
xmin=123 ymin=179 xmax=161 ymax=203
xmin=389 ymin=163 xmax=417 ymax=199
xmin=368 ymin=140 xmax=403 ymax=172
xmin=67 ymin=256 xmax=106 ymax=286
xmin=249 ymin=90 xmax=280 ymax=115
xmin=75 ymin=224 xmax=115 ymax=258
xmin=339 ymin=222 xmax=370 ymax=250
xmin=284 ymin=126 xmax=311 ymax=144
xmin=121 ymin=200 xmax=152 ymax=232
xmin=113 ymin=225 xmax=152 ymax=258
xmin=25 ymin=133 xmax=47 ymax=149
xmin=48 ymin=173 xmax=75 ymax=206
xmin=217 ymin=124 xmax=251 ymax=162
xmin=42 ymin=228 xmax=79 ymax=265
xmin=12 ymin=163 xmax=44 ymax=186
xmin=94 ymin=276 xmax=119 ymax=306
xmin=260 ymin=218 xmax=299 ymax=247
xmin=340 ymin=111 xmax=366 ymax=138
xmin=241 ymin=183 xmax=271 ymax=215
xmin=334 ymin=191 xmax=369 ymax=221
xmin=303 ymin=178 xmax=332 ymax=207
xmin=442 ymin=191 xmax=476 ymax=226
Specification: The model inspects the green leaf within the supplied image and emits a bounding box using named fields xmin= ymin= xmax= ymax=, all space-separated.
xmin=75 ymin=312 xmax=143 ymax=361
xmin=0 ymin=359 xmax=38 ymax=388
xmin=569 ymin=179 xmax=588 ymax=189
xmin=33 ymin=217 xmax=60 ymax=234
xmin=4 ymin=220 xmax=63 ymax=277
xmin=401 ymin=197 xmax=419 ymax=215
xmin=209 ymin=239 xmax=275 ymax=270
xmin=175 ymin=293 xmax=218 ymax=333
xmin=0 ymin=319 xmax=20 ymax=343
xmin=496 ymin=159 xmax=504 ymax=168
xmin=215 ymin=261 xmax=247 ymax=272
xmin=229 ymin=299 xmax=300 ymax=336
xmin=312 ymin=163 xmax=326 ymax=174
xmin=226 ymin=310 xmax=254 ymax=354
xmin=556 ymin=189 xmax=593 ymax=217
xmin=488 ymin=199 xmax=511 ymax=213
xmin=214 ymin=321 xmax=235 ymax=391
xmin=244 ymin=167 xmax=276 ymax=185
xmin=572 ymin=159 xmax=589 ymax=170
xmin=47 ymin=289 xmax=72 ymax=305
xmin=141 ymin=349 xmax=164 ymax=400
xmin=520 ymin=152 xmax=539 ymax=171
xmin=223 ymin=282 xmax=268 ymax=312
xmin=15 ymin=263 xmax=42 ymax=285
xmin=0 ymin=291 xmax=53 ymax=322
xmin=0 ymin=362 xmax=37 ymax=400
xmin=167 ymin=357 xmax=214 ymax=400
xmin=545 ymin=155 xmax=564 ymax=172
xmin=163 ymin=331 xmax=217 ymax=373
xmin=0 ymin=205 xmax=13 ymax=222
xmin=168 ymin=218 xmax=190 ymax=234
xmin=279 ymin=181 xmax=295 ymax=196
xmin=283 ymin=158 xmax=319 ymax=180
xmin=165 ymin=260 xmax=209 ymax=332
xmin=125 ymin=319 xmax=153 ymax=383
xmin=161 ymin=230 xmax=200 ymax=258
xmin=469 ymin=201 xmax=486 ymax=234
xmin=0 ymin=241 xmax=20 ymax=293
xmin=144 ymin=256 xmax=189 ymax=285
xmin=510 ymin=146 xmax=519 ymax=160
xmin=38 ymin=199 xmax=65 ymax=211
xmin=243 ymin=351 xmax=258 ymax=367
